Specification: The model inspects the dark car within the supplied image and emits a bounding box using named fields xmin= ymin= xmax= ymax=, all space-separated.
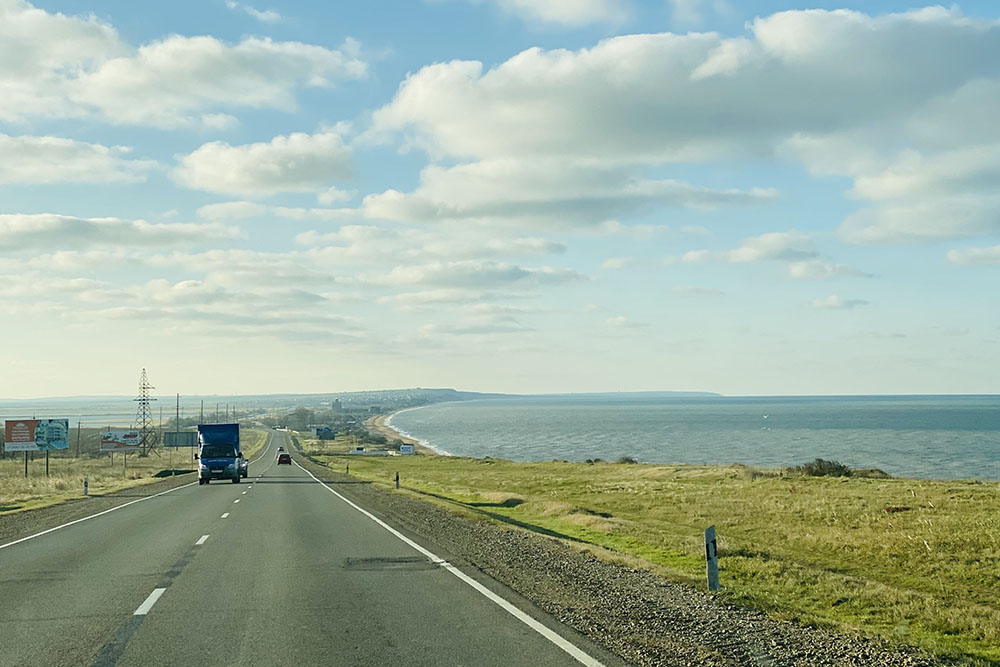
xmin=277 ymin=453 xmax=292 ymax=465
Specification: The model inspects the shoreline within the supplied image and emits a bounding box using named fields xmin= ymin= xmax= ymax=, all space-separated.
xmin=366 ymin=411 xmax=441 ymax=456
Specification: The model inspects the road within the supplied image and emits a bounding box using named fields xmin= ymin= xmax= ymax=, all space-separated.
xmin=0 ymin=431 xmax=620 ymax=666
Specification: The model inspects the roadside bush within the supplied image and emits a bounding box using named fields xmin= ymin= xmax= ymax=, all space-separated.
xmin=616 ymin=456 xmax=640 ymax=464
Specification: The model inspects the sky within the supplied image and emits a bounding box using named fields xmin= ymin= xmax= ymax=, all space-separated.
xmin=1 ymin=0 xmax=999 ymax=398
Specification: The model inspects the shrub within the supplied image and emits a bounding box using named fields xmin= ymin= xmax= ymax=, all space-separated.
xmin=616 ymin=455 xmax=639 ymax=464
xmin=789 ymin=458 xmax=853 ymax=477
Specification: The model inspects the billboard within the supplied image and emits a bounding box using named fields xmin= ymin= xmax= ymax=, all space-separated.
xmin=100 ymin=429 xmax=141 ymax=452
xmin=164 ymin=431 xmax=198 ymax=447
xmin=4 ymin=419 xmax=69 ymax=452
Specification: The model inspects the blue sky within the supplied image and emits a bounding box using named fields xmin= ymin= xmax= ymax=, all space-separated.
xmin=2 ymin=0 xmax=999 ymax=398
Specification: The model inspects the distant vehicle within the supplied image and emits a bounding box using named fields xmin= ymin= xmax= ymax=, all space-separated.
xmin=277 ymin=446 xmax=284 ymax=452
xmin=197 ymin=423 xmax=242 ymax=484
xmin=277 ymin=453 xmax=292 ymax=465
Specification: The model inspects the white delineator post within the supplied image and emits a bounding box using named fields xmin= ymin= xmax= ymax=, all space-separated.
xmin=705 ymin=525 xmax=720 ymax=591
xmin=83 ymin=477 xmax=88 ymax=496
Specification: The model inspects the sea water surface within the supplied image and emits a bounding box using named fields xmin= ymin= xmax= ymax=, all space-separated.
xmin=387 ymin=395 xmax=1000 ymax=480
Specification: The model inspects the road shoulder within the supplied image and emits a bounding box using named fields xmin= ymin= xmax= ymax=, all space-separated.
xmin=293 ymin=452 xmax=938 ymax=667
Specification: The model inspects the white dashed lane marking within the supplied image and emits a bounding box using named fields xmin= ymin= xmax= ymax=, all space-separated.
xmin=133 ymin=588 xmax=166 ymax=616
xmin=195 ymin=535 xmax=209 ymax=545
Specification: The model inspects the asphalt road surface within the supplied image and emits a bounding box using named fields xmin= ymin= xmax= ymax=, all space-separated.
xmin=0 ymin=431 xmax=621 ymax=666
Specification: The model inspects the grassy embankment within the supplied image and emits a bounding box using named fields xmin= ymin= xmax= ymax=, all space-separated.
xmin=299 ymin=432 xmax=1000 ymax=664
xmin=0 ymin=428 xmax=268 ymax=515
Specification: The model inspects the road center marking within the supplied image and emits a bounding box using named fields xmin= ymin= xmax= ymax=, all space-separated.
xmin=233 ymin=499 xmax=240 ymax=503
xmin=195 ymin=534 xmax=209 ymax=545
xmin=221 ymin=513 xmax=229 ymax=518
xmin=133 ymin=588 xmax=166 ymax=616
xmin=293 ymin=460 xmax=605 ymax=667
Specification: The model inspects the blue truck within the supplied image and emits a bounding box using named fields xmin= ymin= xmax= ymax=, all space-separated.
xmin=196 ymin=423 xmax=244 ymax=484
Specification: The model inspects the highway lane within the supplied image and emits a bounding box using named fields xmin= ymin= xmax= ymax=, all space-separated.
xmin=0 ymin=430 xmax=619 ymax=666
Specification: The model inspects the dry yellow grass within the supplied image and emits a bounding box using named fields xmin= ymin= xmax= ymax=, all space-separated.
xmin=1 ymin=428 xmax=267 ymax=514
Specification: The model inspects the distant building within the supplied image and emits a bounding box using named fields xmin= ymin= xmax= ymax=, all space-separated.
xmin=332 ymin=399 xmax=343 ymax=413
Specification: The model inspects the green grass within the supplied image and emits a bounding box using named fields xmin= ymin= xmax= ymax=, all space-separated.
xmin=301 ymin=437 xmax=1000 ymax=664
xmin=0 ymin=428 xmax=268 ymax=514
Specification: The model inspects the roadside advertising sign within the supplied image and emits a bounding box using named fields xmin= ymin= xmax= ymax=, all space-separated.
xmin=3 ymin=419 xmax=69 ymax=452
xmin=164 ymin=431 xmax=198 ymax=447
xmin=100 ymin=429 xmax=142 ymax=452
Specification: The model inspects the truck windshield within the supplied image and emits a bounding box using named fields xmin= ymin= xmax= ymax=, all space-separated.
xmin=201 ymin=445 xmax=236 ymax=458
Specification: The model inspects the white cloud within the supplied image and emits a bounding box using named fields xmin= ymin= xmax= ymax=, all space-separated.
xmin=601 ymin=257 xmax=639 ymax=270
xmin=605 ymin=315 xmax=647 ymax=329
xmin=371 ymin=7 xmax=1000 ymax=245
xmin=197 ymin=201 xmax=359 ymax=222
xmin=839 ymin=195 xmax=1000 ymax=244
xmin=0 ymin=214 xmax=242 ymax=250
xmin=445 ymin=0 xmax=626 ymax=27
xmin=196 ymin=201 xmax=270 ymax=221
xmin=372 ymin=260 xmax=586 ymax=289
xmin=682 ymin=232 xmax=817 ymax=264
xmin=374 ymin=9 xmax=1000 ymax=164
xmin=809 ymin=295 xmax=869 ymax=310
xmin=318 ymin=187 xmax=355 ymax=206
xmin=362 ymin=159 xmax=774 ymax=228
xmin=668 ymin=0 xmax=702 ymax=25
xmin=377 ymin=289 xmax=500 ymax=311
xmin=0 ymin=134 xmax=156 ymax=184
xmin=175 ymin=130 xmax=354 ymax=196
xmin=678 ymin=233 xmax=872 ymax=280
xmin=0 ymin=1 xmax=365 ymax=127
xmin=225 ymin=1 xmax=282 ymax=23
xmin=787 ymin=260 xmax=872 ymax=281
xmin=946 ymin=245 xmax=1000 ymax=266
xmin=295 ymin=225 xmax=566 ymax=267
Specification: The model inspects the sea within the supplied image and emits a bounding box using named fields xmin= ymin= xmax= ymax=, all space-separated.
xmin=386 ymin=394 xmax=1000 ymax=481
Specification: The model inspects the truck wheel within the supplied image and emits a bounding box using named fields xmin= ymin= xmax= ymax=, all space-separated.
xmin=232 ymin=475 xmax=240 ymax=484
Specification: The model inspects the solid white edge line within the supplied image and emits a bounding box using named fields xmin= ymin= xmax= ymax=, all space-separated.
xmin=292 ymin=460 xmax=605 ymax=667
xmin=196 ymin=535 xmax=209 ymax=545
xmin=133 ymin=587 xmax=166 ymax=615
xmin=221 ymin=513 xmax=230 ymax=519
xmin=0 ymin=481 xmax=198 ymax=552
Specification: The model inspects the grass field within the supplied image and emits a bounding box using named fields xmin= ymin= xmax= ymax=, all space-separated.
xmin=301 ymin=434 xmax=1000 ymax=664
xmin=0 ymin=427 xmax=268 ymax=514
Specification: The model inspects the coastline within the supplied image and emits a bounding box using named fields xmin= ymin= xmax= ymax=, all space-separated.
xmin=366 ymin=410 xmax=441 ymax=456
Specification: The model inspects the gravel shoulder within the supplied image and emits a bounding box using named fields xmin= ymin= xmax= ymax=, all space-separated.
xmin=294 ymin=451 xmax=941 ymax=667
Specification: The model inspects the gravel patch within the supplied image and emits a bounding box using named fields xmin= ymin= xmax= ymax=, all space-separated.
xmin=298 ymin=455 xmax=941 ymax=667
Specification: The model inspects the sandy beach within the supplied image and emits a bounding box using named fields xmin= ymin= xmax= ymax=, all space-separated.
xmin=365 ymin=412 xmax=438 ymax=455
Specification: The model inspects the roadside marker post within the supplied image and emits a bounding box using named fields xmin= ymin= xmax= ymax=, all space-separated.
xmin=395 ymin=471 xmax=400 ymax=489
xmin=346 ymin=464 xmax=349 ymax=475
xmin=705 ymin=525 xmax=720 ymax=591
xmin=83 ymin=477 xmax=88 ymax=496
